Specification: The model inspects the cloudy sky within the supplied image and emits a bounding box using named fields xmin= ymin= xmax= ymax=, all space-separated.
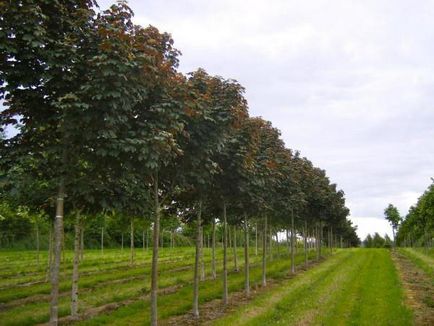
xmin=98 ymin=0 xmax=434 ymax=239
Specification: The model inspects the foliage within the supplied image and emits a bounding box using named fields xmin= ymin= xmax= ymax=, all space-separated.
xmin=0 ymin=0 xmax=360 ymax=324
xmin=396 ymin=180 xmax=434 ymax=247
xmin=363 ymin=233 xmax=392 ymax=248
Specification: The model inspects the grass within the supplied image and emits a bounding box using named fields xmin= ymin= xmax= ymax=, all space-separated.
xmin=0 ymin=245 xmax=316 ymax=325
xmin=398 ymin=247 xmax=434 ymax=279
xmin=77 ymin=248 xmax=320 ymax=325
xmin=212 ymin=248 xmax=413 ymax=326
xmin=0 ymin=247 xmax=420 ymax=325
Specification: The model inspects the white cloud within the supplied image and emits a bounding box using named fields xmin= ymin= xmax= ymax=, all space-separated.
xmin=348 ymin=216 xmax=394 ymax=241
xmin=97 ymin=0 xmax=434 ymax=235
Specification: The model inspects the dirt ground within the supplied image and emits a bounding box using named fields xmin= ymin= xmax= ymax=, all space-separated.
xmin=392 ymin=250 xmax=434 ymax=326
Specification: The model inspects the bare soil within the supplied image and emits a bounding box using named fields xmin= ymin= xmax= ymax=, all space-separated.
xmin=392 ymin=250 xmax=434 ymax=326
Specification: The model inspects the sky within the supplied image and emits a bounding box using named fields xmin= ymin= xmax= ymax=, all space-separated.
xmin=101 ymin=1 xmax=432 ymax=239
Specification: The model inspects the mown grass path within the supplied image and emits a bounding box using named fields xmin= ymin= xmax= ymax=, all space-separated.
xmin=212 ymin=248 xmax=412 ymax=326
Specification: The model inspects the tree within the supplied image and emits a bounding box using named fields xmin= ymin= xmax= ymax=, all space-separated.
xmin=396 ymin=180 xmax=434 ymax=249
xmin=0 ymin=2 xmax=97 ymax=322
xmin=384 ymin=204 xmax=401 ymax=247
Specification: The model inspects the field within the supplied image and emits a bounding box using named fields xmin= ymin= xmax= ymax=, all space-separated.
xmin=0 ymin=247 xmax=432 ymax=325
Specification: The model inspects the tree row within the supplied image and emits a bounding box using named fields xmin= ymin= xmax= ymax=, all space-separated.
xmin=0 ymin=1 xmax=358 ymax=325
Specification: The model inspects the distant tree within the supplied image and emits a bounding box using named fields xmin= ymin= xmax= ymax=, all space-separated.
xmin=363 ymin=233 xmax=391 ymax=248
xmin=372 ymin=232 xmax=385 ymax=248
xmin=384 ymin=204 xmax=401 ymax=247
xmin=363 ymin=234 xmax=373 ymax=248
xmin=384 ymin=234 xmax=392 ymax=248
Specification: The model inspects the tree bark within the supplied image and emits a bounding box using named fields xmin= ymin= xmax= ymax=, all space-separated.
xmin=233 ymin=226 xmax=239 ymax=272
xmin=211 ymin=217 xmax=216 ymax=280
xmin=130 ymin=219 xmax=135 ymax=265
xmin=392 ymin=227 xmax=396 ymax=249
xmin=222 ymin=201 xmax=228 ymax=305
xmin=150 ymin=173 xmax=160 ymax=326
xmin=193 ymin=200 xmax=202 ymax=317
xmin=121 ymin=233 xmax=124 ymax=251
xmin=244 ymin=213 xmax=250 ymax=296
xmin=71 ymin=211 xmax=81 ymax=318
xmin=49 ymin=184 xmax=65 ymax=325
xmin=262 ymin=214 xmax=267 ymax=287
xmin=143 ymin=231 xmax=145 ymax=251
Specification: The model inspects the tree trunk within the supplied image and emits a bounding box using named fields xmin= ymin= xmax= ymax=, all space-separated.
xmin=121 ymin=233 xmax=124 ymax=251
xmin=392 ymin=227 xmax=396 ymax=249
xmin=233 ymin=226 xmax=238 ymax=272
xmin=146 ymin=228 xmax=149 ymax=251
xmin=222 ymin=201 xmax=228 ymax=305
xmin=49 ymin=184 xmax=65 ymax=325
xmin=291 ymin=209 xmax=295 ymax=274
xmin=211 ymin=217 xmax=216 ymax=280
xmin=193 ymin=200 xmax=202 ymax=317
xmin=150 ymin=173 xmax=160 ymax=326
xmin=143 ymin=231 xmax=145 ymax=251
xmin=130 ymin=219 xmax=135 ymax=265
xmin=71 ymin=211 xmax=81 ymax=318
xmin=244 ymin=213 xmax=250 ymax=296
xmin=269 ymin=227 xmax=273 ymax=261
xmin=262 ymin=214 xmax=267 ymax=287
